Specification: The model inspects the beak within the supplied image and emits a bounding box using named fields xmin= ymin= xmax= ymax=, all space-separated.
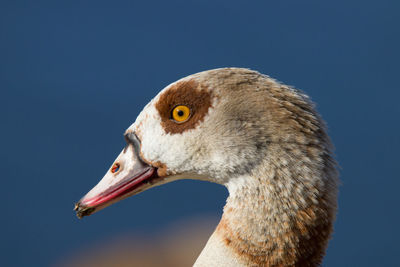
xmin=74 ymin=133 xmax=160 ymax=218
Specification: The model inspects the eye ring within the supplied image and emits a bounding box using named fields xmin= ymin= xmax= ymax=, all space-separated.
xmin=171 ymin=105 xmax=191 ymax=123
xmin=111 ymin=163 xmax=120 ymax=173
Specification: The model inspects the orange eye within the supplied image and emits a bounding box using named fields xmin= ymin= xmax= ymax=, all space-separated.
xmin=111 ymin=163 xmax=120 ymax=173
xmin=171 ymin=105 xmax=190 ymax=123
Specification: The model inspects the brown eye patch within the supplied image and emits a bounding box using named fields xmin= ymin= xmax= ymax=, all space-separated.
xmin=155 ymin=79 xmax=212 ymax=134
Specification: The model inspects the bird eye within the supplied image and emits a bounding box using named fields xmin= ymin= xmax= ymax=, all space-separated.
xmin=111 ymin=163 xmax=120 ymax=173
xmin=171 ymin=105 xmax=191 ymax=123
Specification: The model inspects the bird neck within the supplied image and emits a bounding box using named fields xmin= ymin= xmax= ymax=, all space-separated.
xmin=197 ymin=143 xmax=338 ymax=267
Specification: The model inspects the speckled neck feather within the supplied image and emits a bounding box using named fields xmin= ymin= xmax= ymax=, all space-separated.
xmin=215 ymin=143 xmax=337 ymax=267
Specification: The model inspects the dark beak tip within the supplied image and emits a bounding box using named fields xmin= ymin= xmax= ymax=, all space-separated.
xmin=74 ymin=201 xmax=96 ymax=219
xmin=74 ymin=202 xmax=80 ymax=211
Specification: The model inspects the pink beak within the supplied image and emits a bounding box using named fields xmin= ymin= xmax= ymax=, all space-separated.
xmin=74 ymin=133 xmax=159 ymax=218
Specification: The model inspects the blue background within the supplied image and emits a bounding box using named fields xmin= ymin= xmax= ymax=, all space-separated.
xmin=1 ymin=0 xmax=399 ymax=266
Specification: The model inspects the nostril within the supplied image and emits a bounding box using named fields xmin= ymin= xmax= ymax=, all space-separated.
xmin=111 ymin=163 xmax=120 ymax=173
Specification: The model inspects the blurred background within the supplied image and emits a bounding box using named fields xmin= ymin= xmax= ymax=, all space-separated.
xmin=1 ymin=0 xmax=399 ymax=266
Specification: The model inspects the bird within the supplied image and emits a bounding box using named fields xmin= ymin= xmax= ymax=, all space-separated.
xmin=74 ymin=68 xmax=339 ymax=267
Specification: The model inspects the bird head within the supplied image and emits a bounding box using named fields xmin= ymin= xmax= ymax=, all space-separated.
xmin=75 ymin=68 xmax=326 ymax=218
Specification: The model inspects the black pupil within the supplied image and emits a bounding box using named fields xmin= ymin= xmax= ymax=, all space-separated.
xmin=177 ymin=109 xmax=184 ymax=117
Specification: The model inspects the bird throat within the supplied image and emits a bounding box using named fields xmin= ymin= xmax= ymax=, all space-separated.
xmin=213 ymin=145 xmax=337 ymax=266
